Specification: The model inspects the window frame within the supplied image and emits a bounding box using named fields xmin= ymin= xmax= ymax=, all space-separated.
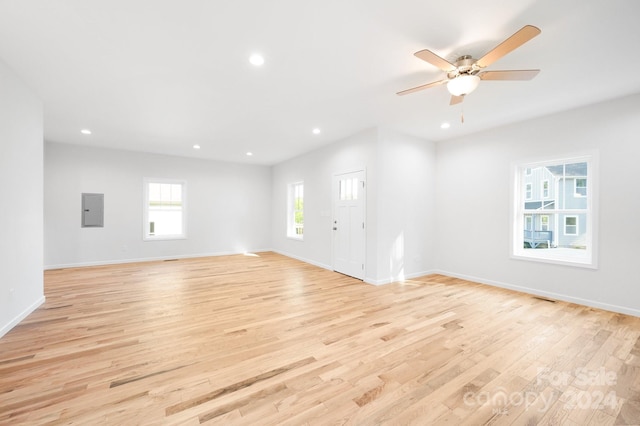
xmin=542 ymin=180 xmax=549 ymax=199
xmin=575 ymin=178 xmax=587 ymax=197
xmin=287 ymin=181 xmax=304 ymax=240
xmin=511 ymin=152 xmax=598 ymax=269
xmin=540 ymin=215 xmax=550 ymax=231
xmin=143 ymin=178 xmax=187 ymax=241
xmin=564 ymin=215 xmax=578 ymax=236
xmin=525 ymin=215 xmax=533 ymax=231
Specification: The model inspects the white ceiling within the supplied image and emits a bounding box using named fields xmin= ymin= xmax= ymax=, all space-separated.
xmin=1 ymin=0 xmax=639 ymax=165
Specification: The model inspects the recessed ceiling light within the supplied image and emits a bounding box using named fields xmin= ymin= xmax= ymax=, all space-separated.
xmin=246 ymin=152 xmax=253 ymax=156
xmin=312 ymin=128 xmax=321 ymax=135
xmin=249 ymin=54 xmax=264 ymax=66
xmin=440 ymin=122 xmax=451 ymax=129
xmin=193 ymin=144 xmax=201 ymax=150
xmin=80 ymin=129 xmax=92 ymax=135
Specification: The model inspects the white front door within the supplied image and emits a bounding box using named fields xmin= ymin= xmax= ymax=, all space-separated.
xmin=332 ymin=170 xmax=365 ymax=280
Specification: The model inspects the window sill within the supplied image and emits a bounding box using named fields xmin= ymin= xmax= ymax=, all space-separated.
xmin=287 ymin=235 xmax=304 ymax=241
xmin=511 ymin=249 xmax=596 ymax=269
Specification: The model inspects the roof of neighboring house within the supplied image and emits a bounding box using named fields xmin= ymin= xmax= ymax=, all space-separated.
xmin=546 ymin=162 xmax=587 ymax=177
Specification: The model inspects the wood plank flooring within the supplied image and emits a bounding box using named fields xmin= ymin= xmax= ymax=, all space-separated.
xmin=1 ymin=252 xmax=640 ymax=425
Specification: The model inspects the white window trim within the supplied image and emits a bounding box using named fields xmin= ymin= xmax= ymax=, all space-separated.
xmin=542 ymin=179 xmax=549 ymax=199
xmin=287 ymin=181 xmax=304 ymax=241
xmin=525 ymin=215 xmax=533 ymax=231
xmin=143 ymin=178 xmax=187 ymax=241
xmin=525 ymin=183 xmax=532 ymax=200
xmin=574 ymin=178 xmax=587 ymax=198
xmin=540 ymin=215 xmax=549 ymax=231
xmin=511 ymin=152 xmax=598 ymax=269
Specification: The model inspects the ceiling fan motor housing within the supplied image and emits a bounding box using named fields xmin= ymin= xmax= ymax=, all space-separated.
xmin=448 ymin=55 xmax=480 ymax=79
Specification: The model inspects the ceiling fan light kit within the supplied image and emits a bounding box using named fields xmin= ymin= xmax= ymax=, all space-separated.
xmin=398 ymin=25 xmax=541 ymax=105
xmin=447 ymin=74 xmax=480 ymax=96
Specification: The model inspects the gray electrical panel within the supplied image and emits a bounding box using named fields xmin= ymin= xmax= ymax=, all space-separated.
xmin=81 ymin=193 xmax=104 ymax=227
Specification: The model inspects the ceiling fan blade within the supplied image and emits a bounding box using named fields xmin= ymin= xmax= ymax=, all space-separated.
xmin=476 ymin=25 xmax=541 ymax=69
xmin=450 ymin=95 xmax=464 ymax=105
xmin=396 ymin=79 xmax=448 ymax=96
xmin=414 ymin=49 xmax=457 ymax=72
xmin=479 ymin=69 xmax=540 ymax=80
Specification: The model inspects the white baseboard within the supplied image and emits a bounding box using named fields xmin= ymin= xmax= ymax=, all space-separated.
xmin=434 ymin=269 xmax=640 ymax=318
xmin=44 ymin=249 xmax=273 ymax=270
xmin=271 ymin=249 xmax=332 ymax=271
xmin=0 ymin=296 xmax=45 ymax=339
xmin=365 ymin=269 xmax=439 ymax=286
xmin=271 ymin=251 xmax=436 ymax=286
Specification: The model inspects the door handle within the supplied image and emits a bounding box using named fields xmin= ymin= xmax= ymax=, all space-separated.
xmin=333 ymin=227 xmax=337 ymax=230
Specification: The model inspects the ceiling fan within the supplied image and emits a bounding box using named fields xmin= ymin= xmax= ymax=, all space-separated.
xmin=397 ymin=25 xmax=541 ymax=105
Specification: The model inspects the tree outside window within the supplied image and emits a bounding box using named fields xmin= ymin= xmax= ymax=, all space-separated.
xmin=288 ymin=182 xmax=304 ymax=239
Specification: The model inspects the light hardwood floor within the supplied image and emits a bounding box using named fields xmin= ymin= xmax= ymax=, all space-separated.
xmin=1 ymin=252 xmax=640 ymax=425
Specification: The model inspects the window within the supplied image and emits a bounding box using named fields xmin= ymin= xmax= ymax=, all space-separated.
xmin=540 ymin=215 xmax=549 ymax=231
xmin=512 ymin=153 xmax=596 ymax=268
xmin=287 ymin=182 xmax=304 ymax=239
xmin=525 ymin=215 xmax=533 ymax=231
xmin=525 ymin=183 xmax=532 ymax=200
xmin=339 ymin=177 xmax=359 ymax=200
xmin=143 ymin=179 xmax=186 ymax=240
xmin=575 ymin=178 xmax=587 ymax=197
xmin=564 ymin=216 xmax=578 ymax=235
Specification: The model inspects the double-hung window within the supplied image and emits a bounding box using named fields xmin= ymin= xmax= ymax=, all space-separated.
xmin=287 ymin=182 xmax=304 ymax=239
xmin=512 ymin=153 xmax=597 ymax=268
xmin=542 ymin=180 xmax=549 ymax=198
xmin=575 ymin=178 xmax=587 ymax=197
xmin=143 ymin=178 xmax=186 ymax=240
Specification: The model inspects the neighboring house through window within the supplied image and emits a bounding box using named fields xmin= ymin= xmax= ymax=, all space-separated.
xmin=512 ymin=153 xmax=596 ymax=268
xmin=143 ymin=178 xmax=186 ymax=240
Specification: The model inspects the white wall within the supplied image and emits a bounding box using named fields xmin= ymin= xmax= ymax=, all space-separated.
xmin=376 ymin=128 xmax=437 ymax=284
xmin=0 ymin=59 xmax=44 ymax=337
xmin=271 ymin=127 xmax=437 ymax=284
xmin=435 ymin=94 xmax=640 ymax=316
xmin=44 ymin=143 xmax=272 ymax=268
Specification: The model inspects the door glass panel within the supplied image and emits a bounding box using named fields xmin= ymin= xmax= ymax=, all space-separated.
xmin=339 ymin=178 xmax=358 ymax=201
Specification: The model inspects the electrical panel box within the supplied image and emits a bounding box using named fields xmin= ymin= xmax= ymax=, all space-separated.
xmin=81 ymin=193 xmax=104 ymax=227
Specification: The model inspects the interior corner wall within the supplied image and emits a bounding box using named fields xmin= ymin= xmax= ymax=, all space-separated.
xmin=0 ymin=59 xmax=44 ymax=338
xmin=435 ymin=93 xmax=640 ymax=316
xmin=44 ymin=143 xmax=272 ymax=268
xmin=271 ymin=127 xmax=437 ymax=284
